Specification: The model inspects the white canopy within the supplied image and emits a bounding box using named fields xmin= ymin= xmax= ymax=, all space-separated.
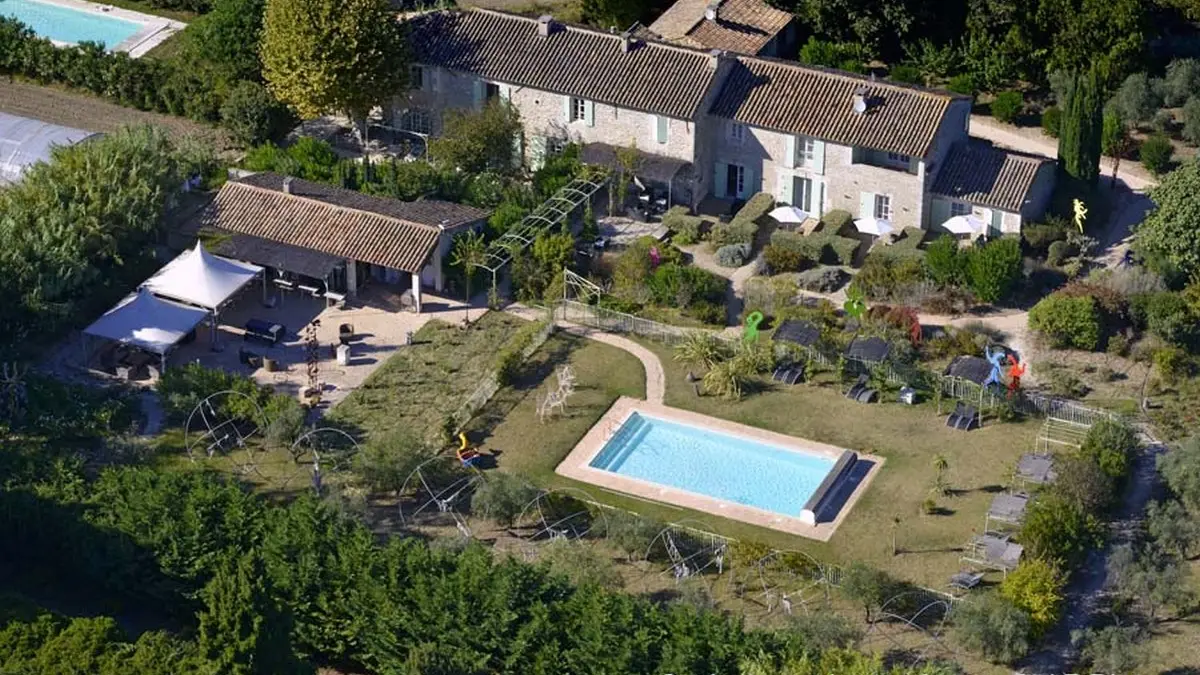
xmin=942 ymin=214 xmax=986 ymax=235
xmin=142 ymin=241 xmax=262 ymax=310
xmin=769 ymin=206 xmax=810 ymax=224
xmin=853 ymin=217 xmax=895 ymax=237
xmin=84 ymin=289 xmax=209 ymax=355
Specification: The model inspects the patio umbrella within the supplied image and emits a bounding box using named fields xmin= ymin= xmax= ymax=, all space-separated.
xmin=769 ymin=205 xmax=809 ymax=223
xmin=942 ymin=214 xmax=985 ymax=235
xmin=853 ymin=217 xmax=894 ymax=237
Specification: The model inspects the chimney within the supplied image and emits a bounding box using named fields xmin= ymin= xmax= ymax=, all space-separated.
xmin=704 ymin=0 xmax=720 ymax=21
xmin=619 ymin=29 xmax=635 ymax=52
xmin=852 ymin=85 xmax=868 ymax=115
xmin=708 ymin=48 xmax=725 ymax=70
xmin=536 ymin=14 xmax=556 ymax=38
xmin=282 ymin=176 xmax=295 ymax=194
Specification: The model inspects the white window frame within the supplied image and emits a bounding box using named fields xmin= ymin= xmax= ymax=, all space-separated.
xmin=795 ymin=176 xmax=813 ymax=212
xmin=654 ymin=115 xmax=669 ymax=144
xmin=873 ymin=194 xmax=893 ymax=221
xmin=731 ymin=164 xmax=746 ymax=197
xmin=727 ymin=122 xmax=745 ymax=144
xmin=950 ymin=201 xmax=971 ymax=217
xmin=400 ymin=109 xmax=432 ymax=135
xmin=796 ymin=137 xmax=816 ymax=167
xmin=570 ymin=97 xmax=587 ymax=123
xmin=546 ymin=137 xmax=568 ymax=156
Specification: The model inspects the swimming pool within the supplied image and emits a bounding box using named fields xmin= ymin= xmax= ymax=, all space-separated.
xmin=590 ymin=411 xmax=839 ymax=521
xmin=2 ymin=0 xmax=141 ymax=47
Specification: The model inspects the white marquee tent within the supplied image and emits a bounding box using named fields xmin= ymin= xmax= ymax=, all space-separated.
xmin=83 ymin=289 xmax=210 ymax=357
xmin=141 ymin=241 xmax=263 ymax=310
xmin=0 ymin=112 xmax=99 ymax=185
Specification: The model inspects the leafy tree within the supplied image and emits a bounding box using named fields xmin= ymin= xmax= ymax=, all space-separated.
xmin=674 ymin=332 xmax=729 ymax=371
xmin=1100 ymin=112 xmax=1135 ymax=188
xmin=798 ymin=37 xmax=864 ymax=70
xmin=1028 ymin=293 xmax=1101 ymax=349
xmin=180 ymin=0 xmax=267 ymax=85
xmin=1079 ymin=418 xmax=1139 ymax=482
xmin=1037 ymin=0 xmax=1146 ymax=76
xmin=1139 ymin=133 xmax=1175 ymax=175
xmin=839 ymin=563 xmax=894 ymax=624
xmin=260 ymin=0 xmax=407 ymax=138
xmin=952 ymin=593 xmax=1032 ymax=664
xmin=1053 ymin=454 xmax=1115 ymax=513
xmin=923 ymin=235 xmax=964 ymax=286
xmin=470 ymin=472 xmax=541 ymax=527
xmin=1158 ymin=436 xmax=1200 ymax=511
xmin=1058 ymin=63 xmax=1104 ymax=186
xmin=1073 ymin=625 xmax=1147 ymax=674
xmin=1105 ymin=72 xmax=1160 ymax=125
xmin=221 ymin=80 xmax=288 ymax=146
xmin=1106 ymin=544 xmax=1198 ymax=623
xmin=1159 ymin=58 xmax=1200 ymax=107
xmin=1133 ymin=159 xmax=1200 ymax=278
xmin=1020 ymin=492 xmax=1103 ymax=565
xmin=429 ymin=102 xmax=523 ymax=175
xmin=999 ymin=559 xmax=1066 ymax=636
xmin=991 ymin=91 xmax=1024 ymax=123
xmin=965 ymin=237 xmax=1022 ymax=303
xmin=1182 ymin=96 xmax=1200 ymax=145
xmin=580 ymin=0 xmax=643 ymax=30
xmin=1146 ymin=499 xmax=1200 ymax=560
xmin=450 ymin=230 xmax=487 ymax=321
xmin=197 ymin=551 xmax=296 ymax=674
xmin=352 ymin=429 xmax=430 ymax=493
xmin=702 ymin=356 xmax=754 ymax=401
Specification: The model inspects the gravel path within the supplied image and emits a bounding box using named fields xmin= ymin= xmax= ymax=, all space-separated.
xmin=1015 ymin=427 xmax=1166 ymax=674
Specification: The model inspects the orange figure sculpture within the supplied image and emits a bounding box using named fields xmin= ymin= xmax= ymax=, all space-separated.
xmin=1006 ymin=355 xmax=1026 ymax=396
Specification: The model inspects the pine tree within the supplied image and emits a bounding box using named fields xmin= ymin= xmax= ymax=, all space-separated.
xmin=197 ymin=551 xmax=295 ymax=675
xmin=1057 ymin=63 xmax=1105 ymax=186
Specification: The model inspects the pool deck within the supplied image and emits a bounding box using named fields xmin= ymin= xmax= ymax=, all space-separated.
xmin=28 ymin=0 xmax=185 ymax=58
xmin=555 ymin=397 xmax=884 ymax=541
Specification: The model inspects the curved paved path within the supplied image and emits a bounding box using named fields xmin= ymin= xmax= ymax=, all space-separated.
xmin=506 ymin=305 xmax=666 ymax=404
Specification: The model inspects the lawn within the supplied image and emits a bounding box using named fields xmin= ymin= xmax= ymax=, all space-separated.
xmin=330 ymin=312 xmax=525 ymax=445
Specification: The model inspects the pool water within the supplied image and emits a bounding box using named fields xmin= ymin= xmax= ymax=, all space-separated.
xmin=1 ymin=0 xmax=143 ymax=48
xmin=589 ymin=413 xmax=835 ymax=518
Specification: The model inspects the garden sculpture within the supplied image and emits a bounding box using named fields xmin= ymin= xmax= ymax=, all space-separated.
xmin=1006 ymin=355 xmax=1026 ymax=396
xmin=743 ymin=311 xmax=763 ymax=344
xmin=843 ymin=286 xmax=867 ymax=321
xmin=983 ymin=346 xmax=1006 ymax=388
xmin=1073 ymin=198 xmax=1087 ymax=234
xmin=649 ymin=246 xmax=661 ymax=268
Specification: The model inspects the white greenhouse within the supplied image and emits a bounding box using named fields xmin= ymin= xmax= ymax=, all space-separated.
xmin=0 ymin=112 xmax=99 ymax=185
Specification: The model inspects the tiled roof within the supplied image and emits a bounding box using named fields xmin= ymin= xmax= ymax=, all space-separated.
xmin=199 ymin=176 xmax=449 ymax=274
xmin=236 ymin=172 xmax=489 ymax=228
xmin=710 ymin=57 xmax=963 ymax=157
xmin=930 ymin=142 xmax=1049 ymax=212
xmin=407 ymin=9 xmax=721 ymax=119
xmin=648 ymin=0 xmax=793 ymax=55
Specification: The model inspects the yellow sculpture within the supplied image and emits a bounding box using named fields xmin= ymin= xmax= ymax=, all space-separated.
xmin=1072 ymin=198 xmax=1088 ymax=234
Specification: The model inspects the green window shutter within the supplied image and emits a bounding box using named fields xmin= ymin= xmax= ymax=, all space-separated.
xmin=783 ymin=134 xmax=796 ymax=169
xmin=860 ymin=192 xmax=874 ymax=218
xmin=812 ymin=140 xmax=825 ymax=175
xmin=714 ymin=164 xmax=727 ymax=198
xmin=930 ymin=199 xmax=950 ymax=228
xmin=563 ymin=95 xmax=571 ymax=122
xmin=817 ymin=182 xmax=825 ymax=216
xmin=499 ymin=84 xmax=511 ymax=102
xmin=777 ymin=172 xmax=794 ymax=205
xmin=656 ymin=115 xmax=668 ymax=144
xmin=746 ymin=165 xmax=758 ymax=197
xmin=584 ymin=100 xmax=595 ymax=127
xmin=530 ymin=136 xmax=546 ymax=171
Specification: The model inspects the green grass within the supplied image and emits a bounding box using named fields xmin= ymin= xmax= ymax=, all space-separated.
xmin=330 ymin=312 xmax=525 ymax=444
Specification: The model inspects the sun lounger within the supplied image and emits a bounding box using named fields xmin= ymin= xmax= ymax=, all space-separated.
xmin=845 ymin=373 xmax=878 ymax=403
xmin=949 ymin=571 xmax=984 ymax=591
xmin=772 ymin=363 xmax=805 ymax=385
xmin=946 ymin=401 xmax=979 ymax=430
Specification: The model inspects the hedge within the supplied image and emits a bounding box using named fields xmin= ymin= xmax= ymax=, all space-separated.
xmin=494 ymin=319 xmax=551 ymax=385
xmin=732 ymin=192 xmax=775 ymax=225
xmin=716 ymin=243 xmax=751 ymax=267
xmin=1028 ymin=294 xmax=1102 ymax=350
xmin=821 ymin=209 xmax=854 ymax=235
xmin=663 ymin=206 xmax=704 ymax=245
xmin=769 ymin=230 xmax=859 ymax=265
xmin=710 ymin=219 xmax=757 ymax=247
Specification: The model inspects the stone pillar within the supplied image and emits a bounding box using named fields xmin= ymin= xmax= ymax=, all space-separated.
xmin=346 ymin=260 xmax=358 ymax=297
xmin=411 ymin=272 xmax=422 ymax=313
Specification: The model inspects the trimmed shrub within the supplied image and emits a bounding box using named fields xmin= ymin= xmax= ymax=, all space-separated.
xmin=1022 ymin=218 xmax=1068 ymax=253
xmin=763 ymin=244 xmax=809 ymax=274
xmin=948 ymin=74 xmax=977 ymax=97
xmin=820 ymin=209 xmax=854 ymax=235
xmin=999 ymin=559 xmax=1066 ymax=638
xmin=965 ymin=237 xmax=1022 ymax=303
xmin=952 ymin=594 xmax=1032 ymax=663
xmin=991 ymin=91 xmax=1024 ymax=124
xmin=1140 ymin=134 xmax=1175 ymax=175
xmin=663 ymin=206 xmax=704 ymax=245
xmin=471 ymin=473 xmax=541 ymax=527
xmin=494 ymin=320 xmax=550 ymax=385
xmin=924 ymin=234 xmax=964 ymax=286
xmin=716 ymin=243 xmax=751 ymax=268
xmin=1153 ymin=346 xmax=1192 ymax=385
xmin=709 ymin=219 xmax=757 ymax=247
xmin=733 ymin=192 xmax=775 ymax=225
xmin=1047 ymin=240 xmax=1070 ymax=267
xmin=796 ymin=266 xmax=849 ymax=293
xmin=1041 ymin=106 xmax=1062 ymax=138
xmin=1140 ymin=291 xmax=1197 ymax=346
xmin=220 ymin=80 xmax=288 ymax=147
xmin=1080 ymin=419 xmax=1139 ymax=482
xmin=1028 ymin=294 xmax=1102 ymax=350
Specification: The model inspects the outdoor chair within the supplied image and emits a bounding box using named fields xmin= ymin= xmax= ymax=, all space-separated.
xmin=338 ymin=323 xmax=354 ymax=345
xmin=946 ymin=402 xmax=979 ymax=430
xmin=115 ymin=366 xmax=132 ymax=381
xmin=772 ymin=363 xmax=805 ymax=385
xmin=845 ymin=374 xmax=869 ymax=400
xmin=146 ymin=364 xmax=160 ymax=380
xmin=949 ymin=571 xmax=984 ymax=592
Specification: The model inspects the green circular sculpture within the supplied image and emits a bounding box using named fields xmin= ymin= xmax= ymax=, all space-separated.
xmin=743 ymin=311 xmax=763 ymax=343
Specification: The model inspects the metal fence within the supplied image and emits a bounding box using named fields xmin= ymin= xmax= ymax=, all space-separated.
xmin=557 ymin=300 xmax=716 ymax=345
xmin=451 ymin=317 xmax=555 ymax=431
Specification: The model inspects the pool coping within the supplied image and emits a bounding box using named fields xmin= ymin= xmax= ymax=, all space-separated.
xmin=555 ymin=397 xmax=884 ymax=542
xmin=14 ymin=0 xmax=186 ymax=58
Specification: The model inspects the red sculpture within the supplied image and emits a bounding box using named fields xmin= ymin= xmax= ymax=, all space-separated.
xmin=1006 ymin=355 xmax=1026 ymax=396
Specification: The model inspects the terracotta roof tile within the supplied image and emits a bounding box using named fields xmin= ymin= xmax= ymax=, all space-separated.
xmin=710 ymin=57 xmax=963 ymax=157
xmin=649 ymin=0 xmax=793 ymax=55
xmin=931 ymin=142 xmax=1049 ymax=212
xmin=199 ymin=177 xmax=451 ymax=274
xmin=408 ymin=9 xmax=721 ymax=119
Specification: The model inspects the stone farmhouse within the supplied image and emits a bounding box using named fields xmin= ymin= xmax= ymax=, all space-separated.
xmin=399 ymin=8 xmax=1054 ymax=235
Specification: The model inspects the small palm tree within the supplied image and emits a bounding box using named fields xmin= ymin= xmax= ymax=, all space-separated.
xmin=702 ymin=358 xmax=751 ymax=401
xmin=932 ymin=454 xmax=950 ymax=495
xmin=673 ymin=332 xmax=726 ymax=371
xmin=450 ymin=231 xmax=488 ymax=323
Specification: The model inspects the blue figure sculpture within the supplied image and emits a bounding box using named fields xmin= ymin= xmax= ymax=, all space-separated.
xmin=984 ymin=346 xmax=1006 ymax=388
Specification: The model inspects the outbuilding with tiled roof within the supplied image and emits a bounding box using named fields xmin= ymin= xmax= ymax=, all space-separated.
xmin=645 ymin=0 xmax=796 ymax=56
xmin=928 ymin=141 xmax=1056 ymax=237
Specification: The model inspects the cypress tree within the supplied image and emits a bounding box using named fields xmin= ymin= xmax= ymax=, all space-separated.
xmin=1057 ymin=62 xmax=1105 ymax=186
xmin=197 ymin=550 xmax=296 ymax=675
